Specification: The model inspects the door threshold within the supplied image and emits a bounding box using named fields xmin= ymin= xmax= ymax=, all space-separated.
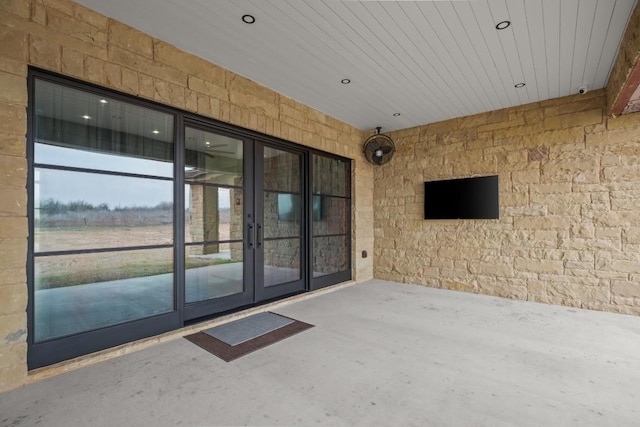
xmin=26 ymin=280 xmax=357 ymax=385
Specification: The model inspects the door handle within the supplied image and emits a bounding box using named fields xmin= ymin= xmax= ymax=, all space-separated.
xmin=248 ymin=223 xmax=254 ymax=248
xmin=257 ymin=223 xmax=263 ymax=248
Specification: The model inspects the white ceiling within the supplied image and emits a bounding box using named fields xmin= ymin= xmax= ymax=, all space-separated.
xmin=75 ymin=0 xmax=638 ymax=132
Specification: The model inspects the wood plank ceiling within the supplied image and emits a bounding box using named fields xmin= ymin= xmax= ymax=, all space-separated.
xmin=75 ymin=0 xmax=638 ymax=133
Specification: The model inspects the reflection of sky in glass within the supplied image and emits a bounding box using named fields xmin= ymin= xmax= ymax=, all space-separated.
xmin=36 ymin=168 xmax=173 ymax=209
xmin=35 ymin=144 xmax=173 ymax=178
xmin=219 ymin=188 xmax=230 ymax=209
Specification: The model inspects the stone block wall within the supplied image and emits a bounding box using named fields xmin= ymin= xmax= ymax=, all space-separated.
xmin=353 ymin=158 xmax=374 ymax=280
xmin=0 ymin=0 xmax=30 ymax=393
xmin=0 ymin=0 xmax=372 ymax=392
xmin=376 ymin=90 xmax=640 ymax=316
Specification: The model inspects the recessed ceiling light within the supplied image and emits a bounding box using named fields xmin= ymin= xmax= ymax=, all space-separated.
xmin=242 ymin=14 xmax=255 ymax=24
xmin=341 ymin=78 xmax=351 ymax=84
xmin=514 ymin=82 xmax=526 ymax=88
xmin=99 ymin=99 xmax=108 ymax=104
xmin=496 ymin=20 xmax=511 ymax=30
xmin=152 ymin=130 xmax=160 ymax=134
xmin=393 ymin=113 xmax=401 ymax=117
xmin=205 ymin=141 xmax=210 ymax=145
xmin=82 ymin=115 xmax=91 ymax=119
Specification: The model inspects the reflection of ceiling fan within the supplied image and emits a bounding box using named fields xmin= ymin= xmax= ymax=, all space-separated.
xmin=187 ymin=136 xmax=225 ymax=150
xmin=186 ymin=134 xmax=241 ymax=159
xmin=363 ymin=127 xmax=395 ymax=165
xmin=204 ymin=142 xmax=227 ymax=150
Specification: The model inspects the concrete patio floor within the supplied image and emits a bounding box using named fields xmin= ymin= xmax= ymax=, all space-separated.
xmin=2 ymin=279 xmax=640 ymax=426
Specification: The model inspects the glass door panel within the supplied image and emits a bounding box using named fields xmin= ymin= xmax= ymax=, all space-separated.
xmin=183 ymin=126 xmax=250 ymax=317
xmin=256 ymin=146 xmax=305 ymax=300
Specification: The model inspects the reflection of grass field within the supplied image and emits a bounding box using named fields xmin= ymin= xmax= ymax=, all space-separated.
xmin=36 ymin=225 xmax=175 ymax=252
xmin=35 ymin=224 xmax=241 ymax=290
xmin=37 ymin=251 xmax=239 ymax=290
xmin=35 ymin=223 xmax=234 ymax=252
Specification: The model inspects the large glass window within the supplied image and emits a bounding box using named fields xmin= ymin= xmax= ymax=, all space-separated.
xmin=312 ymin=155 xmax=351 ymax=278
xmin=32 ymin=79 xmax=175 ymax=342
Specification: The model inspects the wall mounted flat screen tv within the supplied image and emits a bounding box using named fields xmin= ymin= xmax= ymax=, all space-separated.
xmin=424 ymin=175 xmax=499 ymax=219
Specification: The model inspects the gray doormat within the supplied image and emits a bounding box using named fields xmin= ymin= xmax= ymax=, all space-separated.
xmin=185 ymin=312 xmax=313 ymax=362
xmin=203 ymin=312 xmax=294 ymax=346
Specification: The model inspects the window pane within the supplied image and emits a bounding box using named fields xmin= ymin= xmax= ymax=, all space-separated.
xmin=34 ymin=79 xmax=174 ymax=177
xmin=264 ymin=192 xmax=301 ymax=238
xmin=264 ymin=147 xmax=300 ymax=192
xmin=185 ymin=242 xmax=243 ymax=303
xmin=313 ymin=236 xmax=349 ymax=277
xmin=264 ymin=238 xmax=301 ymax=287
xmin=312 ymin=196 xmax=348 ymax=236
xmin=34 ymin=168 xmax=173 ymax=252
xmin=185 ymin=185 xmax=243 ymax=244
xmin=185 ymin=127 xmax=243 ymax=186
xmin=313 ymin=155 xmax=349 ymax=197
xmin=34 ymin=248 xmax=174 ymax=342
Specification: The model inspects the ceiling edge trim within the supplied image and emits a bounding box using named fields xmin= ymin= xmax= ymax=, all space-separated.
xmin=610 ymin=57 xmax=640 ymax=116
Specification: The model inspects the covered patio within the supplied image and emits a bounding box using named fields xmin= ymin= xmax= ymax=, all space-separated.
xmin=2 ymin=279 xmax=639 ymax=426
xmin=3 ymin=4 xmax=640 ymax=426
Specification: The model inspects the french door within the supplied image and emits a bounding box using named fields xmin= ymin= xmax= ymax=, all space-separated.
xmin=182 ymin=123 xmax=306 ymax=321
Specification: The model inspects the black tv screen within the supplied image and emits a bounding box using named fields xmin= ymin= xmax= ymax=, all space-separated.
xmin=424 ymin=175 xmax=499 ymax=219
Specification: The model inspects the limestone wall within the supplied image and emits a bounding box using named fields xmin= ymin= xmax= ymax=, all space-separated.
xmin=377 ymin=90 xmax=640 ymax=316
xmin=0 ymin=0 xmax=372 ymax=392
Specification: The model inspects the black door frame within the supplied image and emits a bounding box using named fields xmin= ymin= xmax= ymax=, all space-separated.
xmin=253 ymin=141 xmax=308 ymax=302
xmin=181 ymin=121 xmax=309 ymax=320
xmin=181 ymin=120 xmax=255 ymax=321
